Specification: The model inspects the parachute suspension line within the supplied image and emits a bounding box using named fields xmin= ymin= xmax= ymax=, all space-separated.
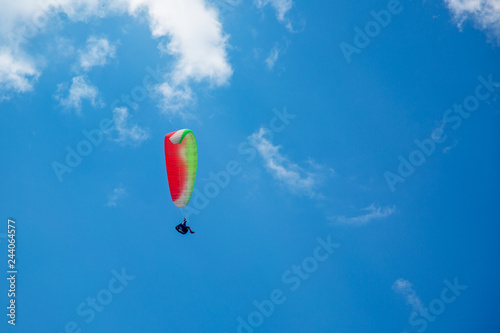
xmin=180 ymin=206 xmax=187 ymax=219
xmin=176 ymin=207 xmax=184 ymax=219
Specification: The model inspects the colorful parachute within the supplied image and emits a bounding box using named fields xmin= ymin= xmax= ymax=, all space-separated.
xmin=164 ymin=129 xmax=198 ymax=208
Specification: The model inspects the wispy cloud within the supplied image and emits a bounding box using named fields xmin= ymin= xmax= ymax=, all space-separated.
xmin=265 ymin=47 xmax=280 ymax=70
xmin=392 ymin=278 xmax=424 ymax=312
xmin=155 ymin=82 xmax=194 ymax=114
xmin=54 ymin=37 xmax=76 ymax=58
xmin=54 ymin=75 xmax=104 ymax=113
xmin=443 ymin=140 xmax=458 ymax=153
xmin=53 ymin=37 xmax=114 ymax=112
xmin=265 ymin=40 xmax=289 ymax=70
xmin=107 ymin=186 xmax=127 ymax=207
xmin=334 ymin=204 xmax=395 ymax=225
xmin=112 ymin=107 xmax=150 ymax=146
xmin=255 ymin=0 xmax=294 ymax=31
xmin=78 ymin=36 xmax=117 ymax=71
xmin=249 ymin=127 xmax=324 ymax=198
xmin=445 ymin=0 xmax=500 ymax=40
xmin=0 ymin=48 xmax=40 ymax=100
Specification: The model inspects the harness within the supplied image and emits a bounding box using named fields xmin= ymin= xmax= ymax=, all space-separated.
xmin=175 ymin=224 xmax=188 ymax=234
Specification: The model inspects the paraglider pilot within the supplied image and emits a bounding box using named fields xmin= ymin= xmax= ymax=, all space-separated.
xmin=175 ymin=218 xmax=195 ymax=234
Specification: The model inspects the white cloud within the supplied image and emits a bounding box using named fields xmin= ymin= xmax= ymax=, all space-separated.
xmin=54 ymin=37 xmax=76 ymax=58
xmin=54 ymin=75 xmax=104 ymax=113
xmin=392 ymin=278 xmax=424 ymax=312
xmin=334 ymin=204 xmax=395 ymax=225
xmin=445 ymin=0 xmax=500 ymax=40
xmin=107 ymin=186 xmax=127 ymax=207
xmin=112 ymin=107 xmax=150 ymax=145
xmin=249 ymin=127 xmax=323 ymax=197
xmin=443 ymin=140 xmax=458 ymax=153
xmin=255 ymin=0 xmax=294 ymax=30
xmin=0 ymin=0 xmax=108 ymax=99
xmin=0 ymin=0 xmax=232 ymax=110
xmin=54 ymin=37 xmax=114 ymax=111
xmin=155 ymin=82 xmax=194 ymax=115
xmin=265 ymin=40 xmax=289 ymax=70
xmin=265 ymin=46 xmax=280 ymax=70
xmin=78 ymin=36 xmax=117 ymax=71
xmin=0 ymin=48 xmax=40 ymax=100
xmin=121 ymin=0 xmax=232 ymax=113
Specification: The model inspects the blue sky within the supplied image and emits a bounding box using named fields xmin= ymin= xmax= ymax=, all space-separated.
xmin=1 ymin=0 xmax=499 ymax=332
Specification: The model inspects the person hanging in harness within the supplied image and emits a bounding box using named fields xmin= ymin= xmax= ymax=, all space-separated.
xmin=175 ymin=218 xmax=195 ymax=234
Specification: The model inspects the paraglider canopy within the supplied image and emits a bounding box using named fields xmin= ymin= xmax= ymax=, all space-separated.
xmin=164 ymin=129 xmax=198 ymax=208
